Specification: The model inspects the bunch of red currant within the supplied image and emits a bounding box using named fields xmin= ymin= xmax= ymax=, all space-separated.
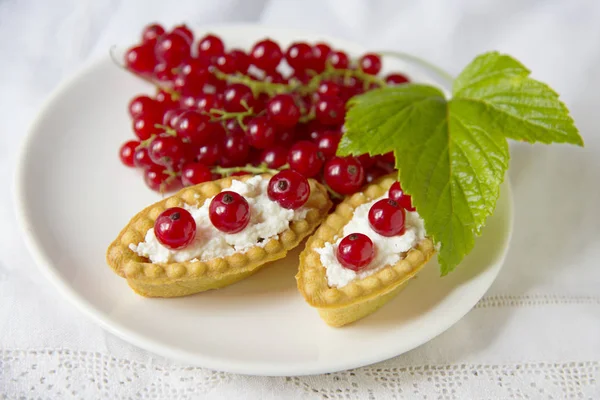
xmin=118 ymin=22 xmax=410 ymax=195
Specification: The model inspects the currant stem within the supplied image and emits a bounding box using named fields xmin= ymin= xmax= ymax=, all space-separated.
xmin=212 ymin=163 xmax=288 ymax=176
xmin=213 ymin=70 xmax=291 ymax=97
xmin=138 ymin=134 xmax=157 ymax=148
xmin=214 ymin=62 xmax=386 ymax=98
xmin=154 ymin=124 xmax=178 ymax=136
xmin=298 ymin=108 xmax=316 ymax=123
xmin=160 ymin=169 xmax=180 ymax=196
xmin=301 ymin=65 xmax=386 ymax=95
xmin=207 ymin=101 xmax=254 ymax=130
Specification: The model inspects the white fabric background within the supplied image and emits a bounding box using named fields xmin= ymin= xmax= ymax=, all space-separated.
xmin=1 ymin=0 xmax=600 ymax=398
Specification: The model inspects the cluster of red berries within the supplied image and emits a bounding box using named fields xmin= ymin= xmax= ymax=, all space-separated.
xmin=155 ymin=170 xmax=309 ymax=249
xmin=336 ymin=182 xmax=415 ymax=270
xmin=118 ymin=22 xmax=410 ymax=195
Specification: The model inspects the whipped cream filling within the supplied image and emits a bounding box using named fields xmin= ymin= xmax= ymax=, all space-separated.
xmin=316 ymin=196 xmax=426 ymax=288
xmin=130 ymin=176 xmax=308 ymax=263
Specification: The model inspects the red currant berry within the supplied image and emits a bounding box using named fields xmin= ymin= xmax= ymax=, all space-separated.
xmin=285 ymin=42 xmax=314 ymax=72
xmin=179 ymin=95 xmax=198 ymax=110
xmin=288 ymin=141 xmax=324 ymax=178
xmin=132 ymin=113 xmax=160 ymax=140
xmin=381 ymin=152 xmax=395 ymax=164
xmin=229 ymin=49 xmax=250 ymax=73
xmin=254 ymin=93 xmax=270 ymax=114
xmin=155 ymin=32 xmax=191 ymax=67
xmin=215 ymin=53 xmax=237 ymax=74
xmin=315 ymin=96 xmax=345 ymax=126
xmin=149 ymin=135 xmax=188 ymax=169
xmin=266 ymin=94 xmax=300 ymax=129
xmin=312 ymin=43 xmax=332 ymax=72
xmin=291 ymin=70 xmax=311 ymax=84
xmin=223 ymin=83 xmax=255 ymax=112
xmin=376 ymin=160 xmax=396 ymax=174
xmin=264 ymin=70 xmax=287 ymax=84
xmin=250 ymin=39 xmax=282 ymax=72
xmin=172 ymin=24 xmax=194 ymax=44
xmin=144 ymin=165 xmax=179 ymax=192
xmin=368 ymin=198 xmax=406 ymax=236
xmin=125 ymin=44 xmax=156 ymax=74
xmin=153 ymin=62 xmax=176 ymax=82
xmin=209 ymin=191 xmax=250 ymax=233
xmin=316 ymin=80 xmax=342 ymax=98
xmin=359 ymin=53 xmax=382 ymax=75
xmin=365 ymin=166 xmax=387 ymax=183
xmin=299 ymin=120 xmax=327 ymax=142
xmin=356 ymin=154 xmax=376 ymax=170
xmin=197 ymin=34 xmax=225 ymax=58
xmin=141 ymin=23 xmax=165 ymax=45
xmin=328 ymin=50 xmax=349 ymax=69
xmin=162 ymin=108 xmax=183 ymax=128
xmin=181 ymin=162 xmax=212 ymax=186
xmin=388 ymin=182 xmax=416 ymax=211
xmin=248 ymin=147 xmax=264 ymax=165
xmin=275 ymin=128 xmax=296 ymax=147
xmin=267 ymin=170 xmax=310 ymax=209
xmin=180 ymin=57 xmax=211 ymax=80
xmin=259 ymin=146 xmax=288 ymax=169
xmin=196 ymin=140 xmax=221 ymax=166
xmin=316 ymin=131 xmax=341 ymax=158
xmin=133 ymin=147 xmax=154 ymax=168
xmin=324 ymin=156 xmax=365 ymax=195
xmin=155 ymin=207 xmax=197 ymax=249
xmin=336 ymin=233 xmax=375 ymax=271
xmin=386 ymin=73 xmax=410 ymax=85
xmin=245 ymin=116 xmax=276 ymax=149
xmin=225 ymin=118 xmax=243 ymax=134
xmin=119 ymin=140 xmax=139 ymax=167
xmin=208 ymin=74 xmax=227 ymax=93
xmin=155 ymin=89 xmax=178 ymax=109
xmin=173 ymin=75 xmax=203 ymax=97
xmin=128 ymin=95 xmax=161 ymax=118
xmin=221 ymin=133 xmax=250 ymax=167
xmin=341 ymin=76 xmax=365 ymax=99
xmin=211 ymin=122 xmax=227 ymax=138
xmin=196 ymin=93 xmax=224 ymax=113
xmin=176 ymin=110 xmax=213 ymax=145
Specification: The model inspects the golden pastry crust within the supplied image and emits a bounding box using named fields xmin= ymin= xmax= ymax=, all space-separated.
xmin=107 ymin=174 xmax=332 ymax=297
xmin=296 ymin=174 xmax=435 ymax=327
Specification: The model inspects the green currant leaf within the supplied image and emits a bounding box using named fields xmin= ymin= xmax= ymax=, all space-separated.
xmin=338 ymin=51 xmax=582 ymax=275
xmin=453 ymin=52 xmax=583 ymax=146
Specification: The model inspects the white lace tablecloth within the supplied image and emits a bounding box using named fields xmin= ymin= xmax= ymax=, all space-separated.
xmin=1 ymin=0 xmax=600 ymax=398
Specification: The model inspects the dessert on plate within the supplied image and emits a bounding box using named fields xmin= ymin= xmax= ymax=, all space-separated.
xmin=297 ymin=174 xmax=435 ymax=327
xmin=107 ymin=172 xmax=331 ymax=297
xmin=110 ymin=22 xmax=582 ymax=327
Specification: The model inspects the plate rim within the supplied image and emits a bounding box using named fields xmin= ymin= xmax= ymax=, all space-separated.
xmin=13 ymin=23 xmax=514 ymax=376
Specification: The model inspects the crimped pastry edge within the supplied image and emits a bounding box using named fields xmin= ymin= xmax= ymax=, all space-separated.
xmin=106 ymin=173 xmax=332 ymax=297
xmin=296 ymin=174 xmax=436 ymax=310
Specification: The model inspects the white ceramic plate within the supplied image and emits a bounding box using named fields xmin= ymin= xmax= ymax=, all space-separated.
xmin=15 ymin=25 xmax=513 ymax=376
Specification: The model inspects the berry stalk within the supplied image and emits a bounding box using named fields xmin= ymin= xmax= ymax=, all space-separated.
xmin=211 ymin=163 xmax=289 ymax=177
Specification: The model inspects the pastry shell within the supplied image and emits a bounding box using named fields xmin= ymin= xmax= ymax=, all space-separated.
xmin=296 ymin=174 xmax=435 ymax=327
xmin=107 ymin=174 xmax=332 ymax=297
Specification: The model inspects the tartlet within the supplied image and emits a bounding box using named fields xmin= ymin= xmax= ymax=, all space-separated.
xmin=296 ymin=174 xmax=435 ymax=327
xmin=107 ymin=173 xmax=332 ymax=297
